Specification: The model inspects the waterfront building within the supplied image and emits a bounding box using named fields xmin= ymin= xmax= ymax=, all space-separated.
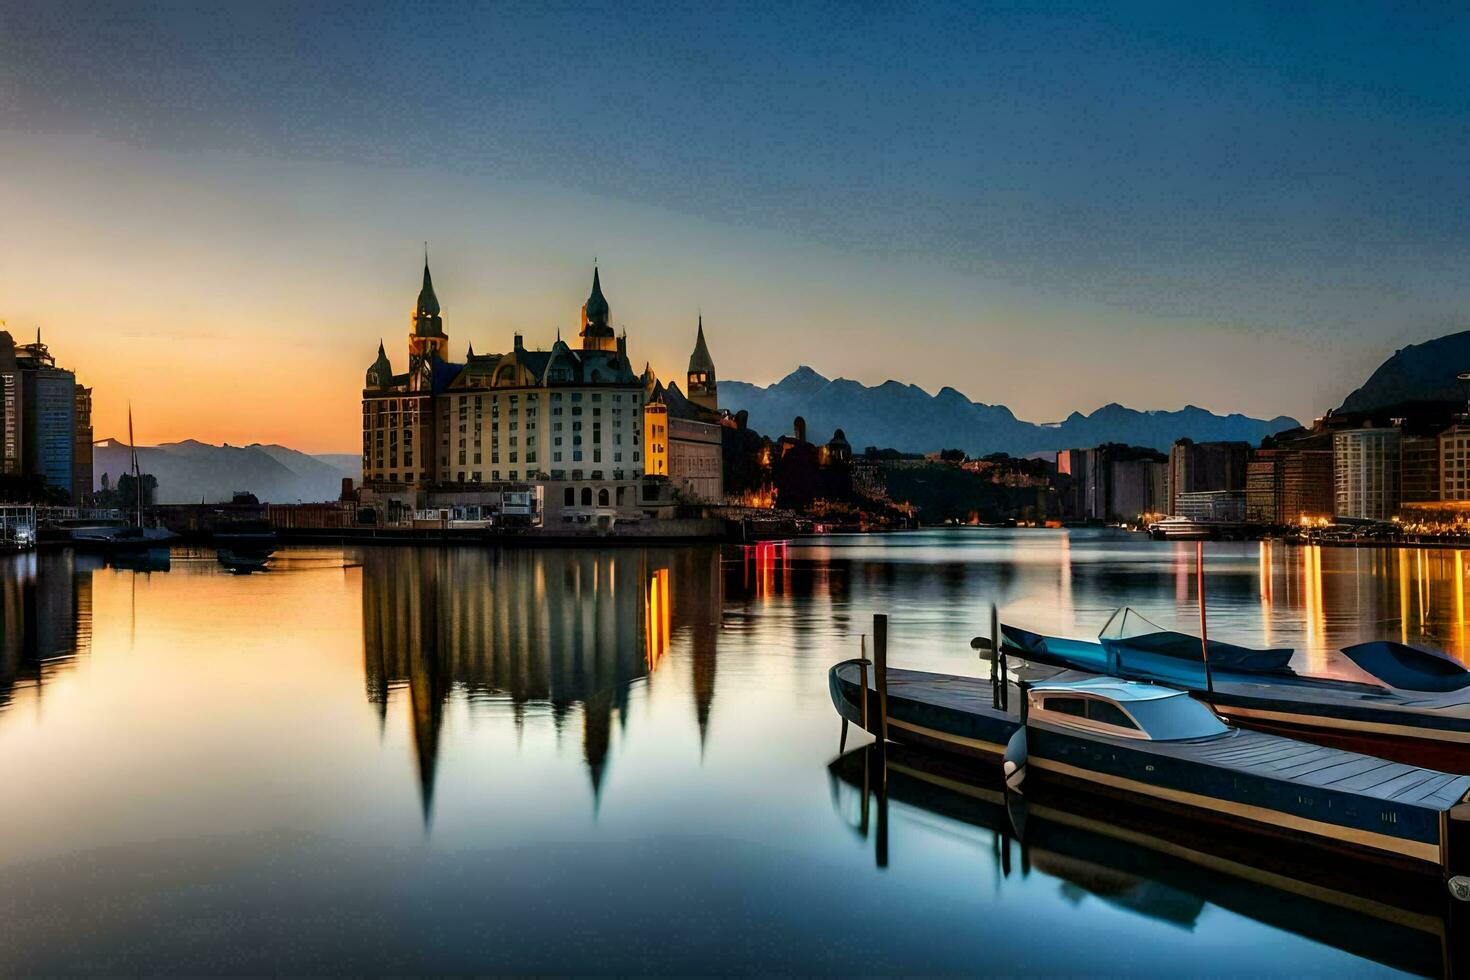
xmin=1245 ymin=445 xmax=1334 ymax=524
xmin=1167 ymin=439 xmax=1250 ymax=515
xmin=1058 ymin=445 xmax=1165 ymax=521
xmin=1437 ymin=423 xmax=1470 ymax=503
xmin=72 ymin=385 xmax=93 ymax=505
xmin=641 ymin=319 xmax=724 ymax=503
xmin=0 ymin=333 xmax=20 ymax=478
xmin=1333 ymin=426 xmax=1401 ymax=521
xmin=1401 ymin=434 xmax=1442 ymax=503
xmin=1175 ymin=489 xmax=1246 ymax=522
xmin=0 ymin=331 xmax=87 ymax=500
xmin=362 ymin=261 xmax=722 ymax=525
xmin=1109 ymin=457 xmax=1167 ymax=522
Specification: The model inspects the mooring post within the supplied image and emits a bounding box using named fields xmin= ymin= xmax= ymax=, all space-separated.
xmin=873 ymin=614 xmax=889 ymax=746
xmin=992 ymin=602 xmax=1006 ymax=712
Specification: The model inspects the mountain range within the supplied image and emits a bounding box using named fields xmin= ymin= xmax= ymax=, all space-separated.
xmin=721 ymin=367 xmax=1300 ymax=456
xmin=94 ymin=439 xmax=360 ymax=504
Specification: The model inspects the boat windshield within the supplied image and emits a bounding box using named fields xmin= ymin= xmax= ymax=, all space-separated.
xmin=1098 ymin=607 xmax=1167 ymax=643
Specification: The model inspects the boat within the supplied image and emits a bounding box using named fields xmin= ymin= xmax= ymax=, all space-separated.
xmin=828 ymin=742 xmax=1467 ymax=978
xmin=216 ymin=548 xmax=271 ymax=573
xmin=996 ymin=607 xmax=1470 ymax=770
xmin=828 ymin=658 xmax=1470 ymax=898
xmin=106 ymin=547 xmax=172 ymax=572
xmin=75 ymin=407 xmax=178 ymax=551
xmin=72 ymin=524 xmax=178 ymax=550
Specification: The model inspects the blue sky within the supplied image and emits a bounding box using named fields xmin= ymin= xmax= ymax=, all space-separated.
xmin=1 ymin=1 xmax=1467 ymax=449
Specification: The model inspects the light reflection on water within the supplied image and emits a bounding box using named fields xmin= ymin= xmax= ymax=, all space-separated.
xmin=0 ymin=530 xmax=1458 ymax=975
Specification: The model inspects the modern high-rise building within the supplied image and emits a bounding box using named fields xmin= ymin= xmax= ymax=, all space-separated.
xmin=0 ymin=332 xmax=21 ymax=479
xmin=1334 ymin=427 xmax=1401 ymax=521
xmin=4 ymin=332 xmax=81 ymax=498
xmin=72 ymin=385 xmax=93 ymax=505
xmin=1167 ymin=439 xmax=1250 ymax=515
xmin=1245 ymin=445 xmax=1333 ymax=524
xmin=1057 ymin=445 xmax=1165 ymax=521
xmin=1437 ymin=423 xmax=1470 ymax=503
xmin=1401 ymin=434 xmax=1442 ymax=503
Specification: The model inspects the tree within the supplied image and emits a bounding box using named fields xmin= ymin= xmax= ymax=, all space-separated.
xmin=95 ymin=472 xmax=159 ymax=510
xmin=939 ymin=448 xmax=966 ymax=463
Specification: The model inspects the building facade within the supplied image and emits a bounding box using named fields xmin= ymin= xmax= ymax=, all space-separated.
xmin=0 ymin=332 xmax=20 ymax=478
xmin=1245 ymin=446 xmax=1333 ymax=524
xmin=641 ymin=320 xmax=725 ymax=504
xmin=72 ymin=385 xmax=93 ymax=505
xmin=1401 ymin=434 xmax=1442 ymax=503
xmin=1334 ymin=427 xmax=1401 ymax=521
xmin=1438 ymin=424 xmax=1470 ymax=503
xmin=0 ymin=331 xmax=86 ymax=499
xmin=1167 ymin=439 xmax=1250 ymax=515
xmin=362 ymin=262 xmax=722 ymax=526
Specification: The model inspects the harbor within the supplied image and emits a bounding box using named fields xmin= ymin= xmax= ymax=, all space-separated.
xmin=2 ymin=528 xmax=1468 ymax=975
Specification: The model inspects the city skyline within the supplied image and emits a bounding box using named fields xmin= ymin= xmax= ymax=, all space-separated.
xmin=5 ymin=3 xmax=1467 ymax=452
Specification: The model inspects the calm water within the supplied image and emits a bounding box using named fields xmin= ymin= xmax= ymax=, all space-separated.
xmin=1 ymin=530 xmax=1466 ymax=975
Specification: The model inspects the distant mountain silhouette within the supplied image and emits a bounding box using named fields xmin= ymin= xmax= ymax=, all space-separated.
xmin=1338 ymin=330 xmax=1470 ymax=413
xmin=93 ymin=439 xmax=360 ymax=504
xmin=722 ymin=367 xmax=1299 ymax=455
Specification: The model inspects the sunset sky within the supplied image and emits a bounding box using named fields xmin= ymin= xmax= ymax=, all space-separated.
xmin=3 ymin=2 xmax=1468 ymax=453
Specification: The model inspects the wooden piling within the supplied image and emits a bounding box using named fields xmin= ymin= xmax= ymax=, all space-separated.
xmin=873 ymin=614 xmax=889 ymax=745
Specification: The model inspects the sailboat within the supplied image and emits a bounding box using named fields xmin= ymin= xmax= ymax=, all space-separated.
xmin=72 ymin=405 xmax=177 ymax=551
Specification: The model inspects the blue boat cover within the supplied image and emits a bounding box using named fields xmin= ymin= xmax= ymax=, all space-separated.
xmin=1095 ymin=608 xmax=1293 ymax=682
xmin=1341 ymin=640 xmax=1470 ymax=693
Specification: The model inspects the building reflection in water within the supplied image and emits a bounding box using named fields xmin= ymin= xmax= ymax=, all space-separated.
xmin=1255 ymin=543 xmax=1470 ymax=668
xmin=0 ymin=550 xmax=95 ymax=711
xmin=360 ymin=546 xmax=722 ymax=820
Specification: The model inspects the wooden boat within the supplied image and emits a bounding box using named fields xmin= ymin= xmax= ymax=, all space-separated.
xmin=997 ymin=608 xmax=1470 ymax=771
xmin=829 ymin=660 xmax=1470 ymax=898
xmin=828 ymin=742 xmax=1467 ymax=978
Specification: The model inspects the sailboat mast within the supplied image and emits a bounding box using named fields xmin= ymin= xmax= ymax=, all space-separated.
xmin=128 ymin=405 xmax=141 ymax=526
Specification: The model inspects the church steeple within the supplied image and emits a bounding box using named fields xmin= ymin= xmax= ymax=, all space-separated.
xmin=579 ymin=265 xmax=616 ymax=351
xmin=687 ymin=314 xmax=717 ymax=414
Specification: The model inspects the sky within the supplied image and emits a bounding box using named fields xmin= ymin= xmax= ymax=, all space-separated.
xmin=1 ymin=1 xmax=1468 ymax=453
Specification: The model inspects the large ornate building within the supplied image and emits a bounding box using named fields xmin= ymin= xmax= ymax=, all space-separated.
xmin=362 ymin=260 xmax=723 ymax=526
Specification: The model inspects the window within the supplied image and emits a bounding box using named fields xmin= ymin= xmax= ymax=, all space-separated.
xmin=581 ymin=487 xmax=592 ymax=506
xmin=564 ymin=487 xmax=574 ymax=506
xmin=598 ymin=488 xmax=609 ymax=506
xmin=1087 ymin=700 xmax=1138 ymax=730
xmin=1044 ymin=697 xmax=1085 ymax=718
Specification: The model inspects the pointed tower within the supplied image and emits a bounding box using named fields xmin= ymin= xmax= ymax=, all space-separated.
xmin=408 ymin=255 xmax=449 ymax=364
xmin=365 ymin=340 xmax=394 ymax=389
xmin=579 ymin=266 xmax=617 ymax=352
xmin=687 ymin=314 xmax=717 ymax=414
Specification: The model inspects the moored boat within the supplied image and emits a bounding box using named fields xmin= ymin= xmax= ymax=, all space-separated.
xmin=998 ymin=607 xmax=1470 ymax=771
xmin=829 ymin=659 xmax=1470 ymax=897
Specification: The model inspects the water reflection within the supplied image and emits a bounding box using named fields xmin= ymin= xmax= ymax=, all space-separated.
xmin=5 ymin=531 xmax=1470 ymax=974
xmin=360 ymin=546 xmax=723 ymax=820
xmin=0 ymin=550 xmax=95 ymax=709
xmin=829 ymin=743 xmax=1463 ymax=977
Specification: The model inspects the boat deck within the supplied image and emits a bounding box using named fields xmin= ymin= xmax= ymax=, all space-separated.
xmin=1146 ymin=729 xmax=1470 ymax=808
